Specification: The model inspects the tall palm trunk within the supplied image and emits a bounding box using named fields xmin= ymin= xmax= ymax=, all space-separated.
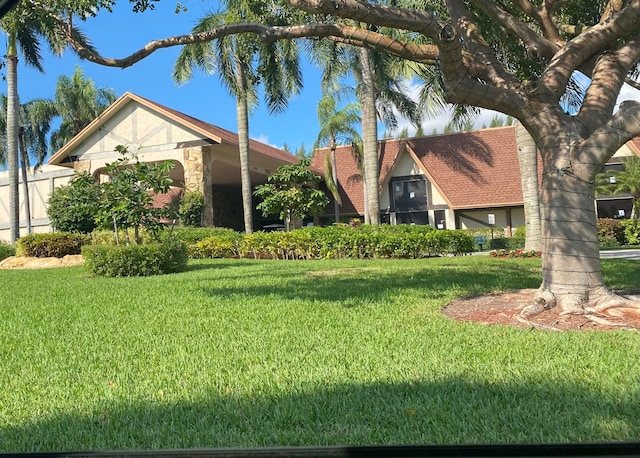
xmin=359 ymin=47 xmax=380 ymax=225
xmin=515 ymin=121 xmax=541 ymax=250
xmin=330 ymin=138 xmax=340 ymax=223
xmin=18 ymin=127 xmax=32 ymax=234
xmin=235 ymin=63 xmax=253 ymax=234
xmin=6 ymin=34 xmax=19 ymax=242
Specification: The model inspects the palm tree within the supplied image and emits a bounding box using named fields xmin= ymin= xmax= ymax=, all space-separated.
xmin=310 ymin=38 xmax=419 ymax=224
xmin=596 ymin=155 xmax=640 ymax=220
xmin=1 ymin=3 xmax=96 ymax=242
xmin=314 ymin=95 xmax=362 ymax=223
xmin=174 ymin=4 xmax=302 ymax=234
xmin=0 ymin=95 xmax=53 ymax=234
xmin=48 ymin=65 xmax=117 ymax=151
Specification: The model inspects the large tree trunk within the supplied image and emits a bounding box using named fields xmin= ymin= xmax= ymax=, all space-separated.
xmin=6 ymin=50 xmax=19 ymax=242
xmin=359 ymin=47 xmax=380 ymax=225
xmin=235 ymin=65 xmax=253 ymax=234
xmin=522 ymin=128 xmax=633 ymax=316
xmin=515 ymin=121 xmax=541 ymax=251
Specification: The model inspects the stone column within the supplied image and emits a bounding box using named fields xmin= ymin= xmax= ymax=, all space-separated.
xmin=183 ymin=146 xmax=214 ymax=227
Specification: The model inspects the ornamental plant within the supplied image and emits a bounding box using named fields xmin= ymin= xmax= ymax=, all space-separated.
xmin=95 ymin=145 xmax=177 ymax=244
xmin=254 ymin=158 xmax=329 ymax=231
xmin=490 ymin=249 xmax=541 ymax=258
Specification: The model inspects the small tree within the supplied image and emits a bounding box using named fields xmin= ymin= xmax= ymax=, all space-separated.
xmin=254 ymin=158 xmax=329 ymax=231
xmin=47 ymin=172 xmax=101 ymax=234
xmin=97 ymin=145 xmax=176 ymax=244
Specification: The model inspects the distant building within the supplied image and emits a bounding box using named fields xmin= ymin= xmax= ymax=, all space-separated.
xmin=310 ymin=126 xmax=640 ymax=235
xmin=0 ymin=92 xmax=298 ymax=240
xmin=2 ymin=97 xmax=638 ymax=241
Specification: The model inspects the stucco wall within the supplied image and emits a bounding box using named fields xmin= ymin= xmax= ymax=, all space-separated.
xmin=0 ymin=166 xmax=75 ymax=241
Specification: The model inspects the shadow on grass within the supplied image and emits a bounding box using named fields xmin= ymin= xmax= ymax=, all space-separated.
xmin=1 ymin=377 xmax=638 ymax=452
xmin=197 ymin=260 xmax=542 ymax=305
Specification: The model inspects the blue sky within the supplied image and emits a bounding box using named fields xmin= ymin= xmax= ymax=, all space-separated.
xmin=17 ymin=1 xmax=329 ymax=152
xmin=14 ymin=0 xmax=505 ymax=154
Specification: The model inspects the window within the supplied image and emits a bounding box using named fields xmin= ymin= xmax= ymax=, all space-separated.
xmin=390 ymin=176 xmax=428 ymax=212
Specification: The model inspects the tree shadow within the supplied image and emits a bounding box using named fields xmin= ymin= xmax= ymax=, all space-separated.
xmin=1 ymin=377 xmax=637 ymax=452
xmin=196 ymin=260 xmax=540 ymax=306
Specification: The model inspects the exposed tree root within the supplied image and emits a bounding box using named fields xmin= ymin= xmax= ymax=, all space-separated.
xmin=515 ymin=314 xmax=562 ymax=331
xmin=519 ymin=288 xmax=640 ymax=330
xmin=584 ymin=314 xmax=637 ymax=330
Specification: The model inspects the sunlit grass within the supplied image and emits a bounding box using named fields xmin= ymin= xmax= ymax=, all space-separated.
xmin=0 ymin=257 xmax=638 ymax=451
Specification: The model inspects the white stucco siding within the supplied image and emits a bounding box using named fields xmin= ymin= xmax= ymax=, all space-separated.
xmin=73 ymin=101 xmax=204 ymax=163
xmin=429 ymin=183 xmax=448 ymax=206
xmin=393 ymin=152 xmax=423 ymax=176
xmin=610 ymin=144 xmax=636 ymax=160
xmin=0 ymin=166 xmax=75 ymax=241
xmin=456 ymin=207 xmax=525 ymax=235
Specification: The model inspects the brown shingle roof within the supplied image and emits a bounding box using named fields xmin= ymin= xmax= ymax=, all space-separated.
xmin=311 ymin=126 xmax=527 ymax=214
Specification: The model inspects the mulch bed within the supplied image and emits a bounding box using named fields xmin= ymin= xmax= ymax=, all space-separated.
xmin=443 ymin=289 xmax=640 ymax=331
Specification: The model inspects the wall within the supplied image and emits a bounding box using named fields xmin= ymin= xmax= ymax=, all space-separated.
xmin=0 ymin=166 xmax=75 ymax=241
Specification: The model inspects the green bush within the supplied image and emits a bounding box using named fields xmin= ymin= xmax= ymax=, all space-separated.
xmin=597 ymin=218 xmax=626 ymax=246
xmin=621 ymin=219 xmax=639 ymax=245
xmin=170 ymin=227 xmax=241 ymax=245
xmin=490 ymin=237 xmax=525 ymax=250
xmin=16 ymin=233 xmax=91 ymax=258
xmin=513 ymin=226 xmax=526 ymax=238
xmin=82 ymin=239 xmax=188 ymax=277
xmin=178 ymin=190 xmax=204 ymax=227
xmin=188 ymin=230 xmax=243 ymax=259
xmin=91 ymin=228 xmax=161 ymax=246
xmin=0 ymin=241 xmax=15 ymax=261
xmin=238 ymin=224 xmax=471 ymax=260
xmin=47 ymin=172 xmax=101 ymax=234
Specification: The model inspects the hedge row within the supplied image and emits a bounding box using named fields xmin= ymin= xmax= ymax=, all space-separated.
xmin=82 ymin=239 xmax=188 ymax=277
xmin=16 ymin=233 xmax=91 ymax=258
xmin=190 ymin=225 xmax=474 ymax=260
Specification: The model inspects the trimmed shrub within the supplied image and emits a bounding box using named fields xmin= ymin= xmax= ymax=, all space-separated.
xmin=82 ymin=239 xmax=188 ymax=277
xmin=513 ymin=226 xmax=526 ymax=238
xmin=238 ymin=224 xmax=471 ymax=260
xmin=621 ymin=219 xmax=639 ymax=245
xmin=16 ymin=233 xmax=91 ymax=258
xmin=0 ymin=241 xmax=15 ymax=261
xmin=91 ymin=228 xmax=162 ymax=246
xmin=597 ymin=218 xmax=625 ymax=246
xmin=170 ymin=227 xmax=241 ymax=245
xmin=490 ymin=237 xmax=525 ymax=250
xmin=189 ymin=230 xmax=243 ymax=259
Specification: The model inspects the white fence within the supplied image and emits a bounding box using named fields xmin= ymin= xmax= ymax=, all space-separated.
xmin=0 ymin=165 xmax=75 ymax=242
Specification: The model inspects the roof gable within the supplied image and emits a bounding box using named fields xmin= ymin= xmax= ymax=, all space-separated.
xmin=312 ymin=126 xmax=526 ymax=213
xmin=49 ymin=92 xmax=297 ymax=166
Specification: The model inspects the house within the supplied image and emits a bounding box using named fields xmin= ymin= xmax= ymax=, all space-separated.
xmin=0 ymin=91 xmax=300 ymax=240
xmin=2 ymin=94 xmax=638 ymax=242
xmin=311 ymin=126 xmax=640 ymax=235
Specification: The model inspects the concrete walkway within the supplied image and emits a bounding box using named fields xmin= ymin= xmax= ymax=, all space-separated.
xmin=599 ymin=249 xmax=640 ymax=260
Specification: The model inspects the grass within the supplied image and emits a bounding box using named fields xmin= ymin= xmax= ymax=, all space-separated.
xmin=0 ymin=256 xmax=639 ymax=451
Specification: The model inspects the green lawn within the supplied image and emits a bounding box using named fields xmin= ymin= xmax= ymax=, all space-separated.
xmin=0 ymin=256 xmax=639 ymax=451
